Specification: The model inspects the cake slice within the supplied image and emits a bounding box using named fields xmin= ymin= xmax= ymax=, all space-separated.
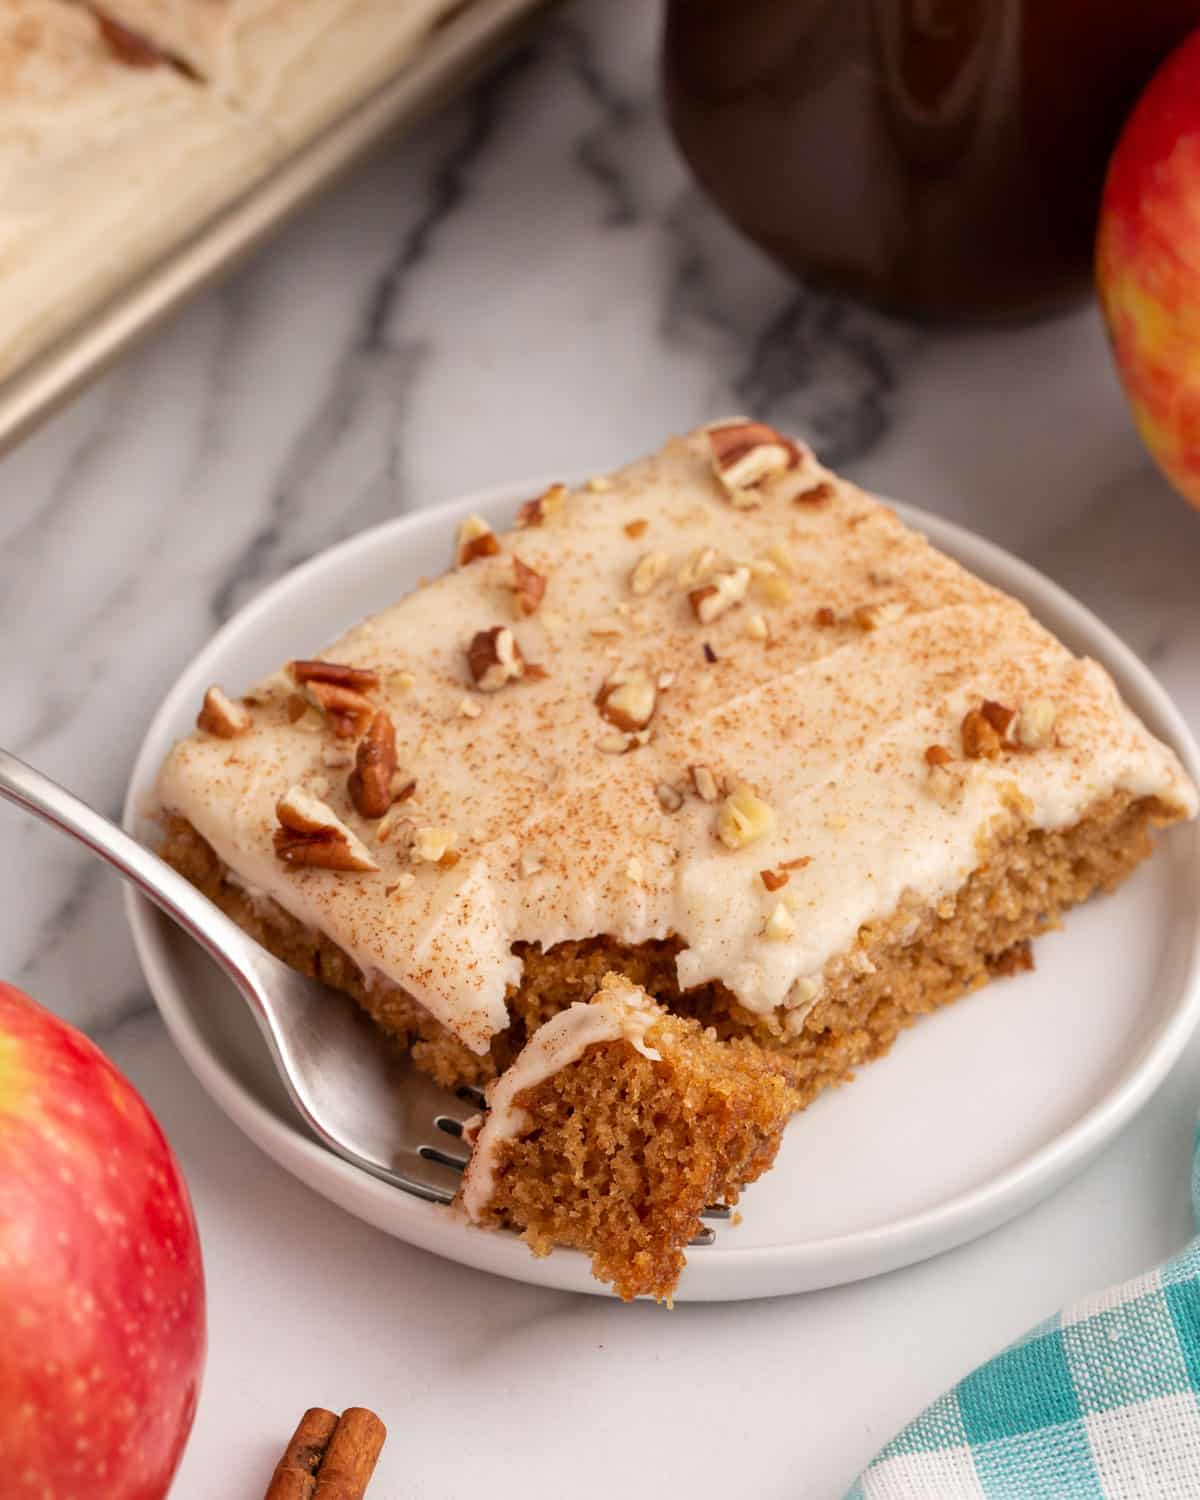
xmin=154 ymin=420 xmax=1197 ymax=1288
xmin=459 ymin=975 xmax=796 ymax=1302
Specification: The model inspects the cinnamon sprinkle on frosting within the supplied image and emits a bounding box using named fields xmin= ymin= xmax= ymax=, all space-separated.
xmin=156 ymin=425 xmax=1197 ymax=1057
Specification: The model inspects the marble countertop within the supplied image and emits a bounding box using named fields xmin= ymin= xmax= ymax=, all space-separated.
xmin=3 ymin=1 xmax=1200 ymax=1495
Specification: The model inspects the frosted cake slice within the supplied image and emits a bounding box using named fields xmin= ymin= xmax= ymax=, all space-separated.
xmin=156 ymin=420 xmax=1197 ymax=1293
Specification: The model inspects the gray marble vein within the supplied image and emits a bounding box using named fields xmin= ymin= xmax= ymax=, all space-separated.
xmin=362 ymin=48 xmax=540 ymax=350
xmin=558 ymin=19 xmax=641 ymax=227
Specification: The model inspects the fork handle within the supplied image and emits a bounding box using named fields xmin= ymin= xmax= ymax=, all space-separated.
xmin=0 ymin=745 xmax=261 ymax=990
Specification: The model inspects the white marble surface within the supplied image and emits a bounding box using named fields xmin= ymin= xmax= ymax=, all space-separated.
xmin=3 ymin=1 xmax=1200 ymax=1495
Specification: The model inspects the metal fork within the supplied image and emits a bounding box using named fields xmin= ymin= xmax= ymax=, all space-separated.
xmin=0 ymin=749 xmax=722 ymax=1242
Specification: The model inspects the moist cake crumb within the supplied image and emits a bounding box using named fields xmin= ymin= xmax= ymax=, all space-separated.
xmin=460 ymin=976 xmax=797 ymax=1302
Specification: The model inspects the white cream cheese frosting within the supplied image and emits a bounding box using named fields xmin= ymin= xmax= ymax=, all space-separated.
xmin=0 ymin=0 xmax=282 ymax=378
xmin=459 ymin=978 xmax=663 ymax=1221
xmin=80 ymin=0 xmax=466 ymax=144
xmin=0 ymin=0 xmax=460 ymax=379
xmin=155 ymin=423 xmax=1198 ymax=1055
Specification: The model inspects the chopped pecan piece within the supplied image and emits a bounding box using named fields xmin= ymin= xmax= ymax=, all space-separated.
xmin=794 ymin=480 xmax=835 ymax=505
xmin=630 ymin=550 xmax=668 ymax=596
xmin=853 ymin=601 xmax=907 ymax=631
xmin=94 ymin=9 xmax=196 ymax=74
xmin=376 ymin=811 xmax=413 ymax=848
xmin=961 ymin=707 xmax=1003 ymax=760
xmin=467 ymin=627 xmax=525 ymax=691
xmin=924 ymin=744 xmax=953 ymax=768
xmin=596 ymin=668 xmax=657 ymax=732
xmin=690 ymin=765 xmax=720 ymax=802
xmin=624 ymin=519 xmax=649 ymax=539
xmin=980 ymin=699 xmax=1017 ymax=740
xmin=717 ymin=785 xmax=774 ymax=849
xmin=763 ymin=903 xmax=796 ymax=941
xmin=754 ymin=571 xmax=793 ymax=606
xmin=275 ymin=786 xmax=331 ymax=832
xmin=706 ymin=420 xmax=802 ymax=504
xmin=290 ymin=659 xmax=380 ymax=693
xmin=760 ymin=867 xmax=789 ymax=892
xmin=348 ymin=711 xmax=399 ymax=819
xmin=273 ymin=787 xmax=379 ymax=872
xmin=516 ymin=483 xmax=567 ymax=528
xmin=511 ymin=555 xmax=547 ymax=616
xmin=95 ymin=12 xmax=162 ymax=67
xmin=1017 ymin=698 xmax=1057 ymax=749
xmin=690 ymin=566 xmax=750 ymax=625
xmin=597 ymin=731 xmax=635 ymax=754
xmin=457 ymin=515 xmax=501 ymax=566
xmin=304 ymin=681 xmax=376 ymax=738
xmin=814 ymin=607 xmax=837 ymax=627
xmin=677 ymin=546 xmax=721 ymax=589
xmin=196 ymin=686 xmax=250 ymax=739
xmin=413 ymin=826 xmax=457 ymax=864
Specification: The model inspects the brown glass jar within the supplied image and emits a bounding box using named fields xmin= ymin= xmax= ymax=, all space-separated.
xmin=663 ymin=0 xmax=1200 ymax=324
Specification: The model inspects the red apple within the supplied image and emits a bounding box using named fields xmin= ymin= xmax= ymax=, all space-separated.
xmin=0 ymin=983 xmax=205 ymax=1498
xmin=1097 ymin=26 xmax=1200 ymax=510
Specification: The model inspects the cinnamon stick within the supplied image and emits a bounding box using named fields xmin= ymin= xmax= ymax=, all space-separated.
xmin=264 ymin=1408 xmax=339 ymax=1500
xmin=311 ymin=1408 xmax=387 ymax=1500
xmin=264 ymin=1407 xmax=387 ymax=1500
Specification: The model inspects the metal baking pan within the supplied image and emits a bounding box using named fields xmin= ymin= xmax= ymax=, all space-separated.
xmin=0 ymin=0 xmax=552 ymax=457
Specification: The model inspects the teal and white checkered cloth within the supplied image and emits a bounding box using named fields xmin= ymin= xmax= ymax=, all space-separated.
xmin=846 ymin=1131 xmax=1200 ymax=1498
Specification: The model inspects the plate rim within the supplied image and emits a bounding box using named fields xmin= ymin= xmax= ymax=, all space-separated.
xmin=123 ymin=479 xmax=1200 ymax=1300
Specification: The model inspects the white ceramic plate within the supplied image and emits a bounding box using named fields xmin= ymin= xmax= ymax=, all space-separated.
xmin=124 ymin=482 xmax=1200 ymax=1301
